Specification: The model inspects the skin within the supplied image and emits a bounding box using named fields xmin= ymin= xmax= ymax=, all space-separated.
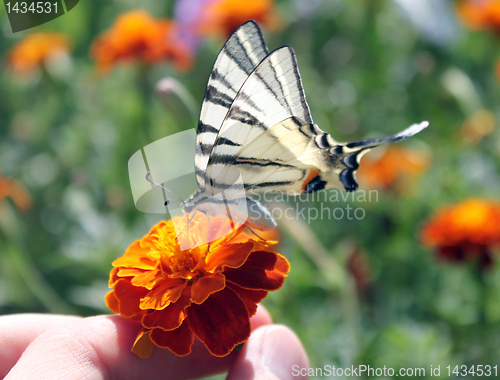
xmin=1 ymin=306 xmax=309 ymax=380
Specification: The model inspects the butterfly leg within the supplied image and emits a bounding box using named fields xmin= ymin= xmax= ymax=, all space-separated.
xmin=225 ymin=214 xmax=271 ymax=243
xmin=174 ymin=210 xmax=199 ymax=242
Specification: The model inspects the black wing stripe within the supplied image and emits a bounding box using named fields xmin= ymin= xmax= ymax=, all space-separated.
xmin=215 ymin=137 xmax=241 ymax=147
xmin=209 ymin=69 xmax=239 ymax=95
xmin=197 ymin=121 xmax=219 ymax=134
xmin=204 ymin=85 xmax=236 ymax=109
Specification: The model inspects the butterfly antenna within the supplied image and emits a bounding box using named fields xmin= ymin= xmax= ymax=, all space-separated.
xmin=145 ymin=172 xmax=187 ymax=207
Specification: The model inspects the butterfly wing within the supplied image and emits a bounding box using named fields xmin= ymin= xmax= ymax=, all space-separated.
xmin=189 ymin=22 xmax=428 ymax=231
xmin=205 ymin=46 xmax=315 ymax=196
xmin=205 ymin=46 xmax=428 ymax=198
xmin=195 ymin=21 xmax=270 ymax=190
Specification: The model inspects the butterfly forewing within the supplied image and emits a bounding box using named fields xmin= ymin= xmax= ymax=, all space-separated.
xmin=195 ymin=21 xmax=270 ymax=190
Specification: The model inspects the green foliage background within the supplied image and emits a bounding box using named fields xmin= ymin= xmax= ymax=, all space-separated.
xmin=1 ymin=1 xmax=500 ymax=378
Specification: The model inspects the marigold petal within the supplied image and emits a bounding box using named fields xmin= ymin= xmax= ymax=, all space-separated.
xmin=187 ymin=286 xmax=250 ymax=357
xmin=227 ymin=283 xmax=267 ymax=317
xmin=113 ymin=279 xmax=149 ymax=320
xmin=204 ymin=241 xmax=255 ymax=272
xmin=105 ymin=290 xmax=120 ymax=313
xmin=8 ymin=33 xmax=70 ymax=74
xmin=150 ymin=319 xmax=194 ymax=357
xmin=112 ymin=241 xmax=157 ymax=270
xmin=140 ymin=279 xmax=186 ymax=310
xmin=108 ymin=267 xmax=120 ymax=287
xmin=224 ymin=250 xmax=290 ymax=291
xmin=191 ymin=273 xmax=226 ymax=304
xmin=132 ymin=329 xmax=155 ymax=359
xmin=131 ymin=269 xmax=164 ymax=290
xmin=91 ymin=10 xmax=193 ymax=73
xmin=142 ymin=289 xmax=192 ymax=331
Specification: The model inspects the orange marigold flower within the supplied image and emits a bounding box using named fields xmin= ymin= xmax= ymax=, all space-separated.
xmin=357 ymin=146 xmax=430 ymax=191
xmin=200 ymin=0 xmax=281 ymax=37
xmin=106 ymin=214 xmax=289 ymax=358
xmin=421 ymin=199 xmax=500 ymax=267
xmin=456 ymin=0 xmax=500 ymax=32
xmin=91 ymin=10 xmax=193 ymax=73
xmin=0 ymin=174 xmax=32 ymax=211
xmin=460 ymin=109 xmax=496 ymax=144
xmin=7 ymin=32 xmax=70 ymax=74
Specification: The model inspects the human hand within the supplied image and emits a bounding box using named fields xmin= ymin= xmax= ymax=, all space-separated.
xmin=1 ymin=306 xmax=308 ymax=379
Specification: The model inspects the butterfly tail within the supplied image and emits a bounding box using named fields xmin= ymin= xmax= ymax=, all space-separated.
xmin=334 ymin=121 xmax=429 ymax=191
xmin=342 ymin=121 xmax=429 ymax=151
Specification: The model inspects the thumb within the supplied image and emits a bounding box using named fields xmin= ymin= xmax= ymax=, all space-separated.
xmin=227 ymin=324 xmax=309 ymax=380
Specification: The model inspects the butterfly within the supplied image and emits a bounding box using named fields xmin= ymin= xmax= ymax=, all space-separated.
xmin=149 ymin=21 xmax=428 ymax=234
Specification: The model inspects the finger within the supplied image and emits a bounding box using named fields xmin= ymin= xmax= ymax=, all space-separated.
xmin=226 ymin=324 xmax=309 ymax=380
xmin=5 ymin=306 xmax=273 ymax=380
xmin=0 ymin=313 xmax=81 ymax=377
xmin=250 ymin=304 xmax=273 ymax=330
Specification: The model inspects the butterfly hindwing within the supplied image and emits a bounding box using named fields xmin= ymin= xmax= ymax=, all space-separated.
xmin=206 ymin=46 xmax=315 ymax=195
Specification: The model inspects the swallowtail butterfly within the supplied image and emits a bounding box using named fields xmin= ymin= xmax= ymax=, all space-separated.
xmin=152 ymin=21 xmax=428 ymax=233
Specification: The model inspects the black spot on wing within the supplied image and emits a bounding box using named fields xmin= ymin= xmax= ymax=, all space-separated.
xmin=317 ymin=134 xmax=331 ymax=149
xmin=343 ymin=151 xmax=362 ymax=169
xmin=340 ymin=169 xmax=358 ymax=192
xmin=304 ymin=175 xmax=327 ymax=193
xmin=338 ymin=150 xmax=367 ymax=192
xmin=330 ymin=146 xmax=344 ymax=154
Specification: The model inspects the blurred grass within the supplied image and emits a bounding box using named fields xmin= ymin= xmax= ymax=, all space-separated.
xmin=2 ymin=0 xmax=500 ymax=378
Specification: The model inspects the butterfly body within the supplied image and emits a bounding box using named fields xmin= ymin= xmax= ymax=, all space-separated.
xmin=183 ymin=21 xmax=428 ymax=230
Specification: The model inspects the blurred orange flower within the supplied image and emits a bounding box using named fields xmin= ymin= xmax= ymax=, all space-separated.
xmin=106 ymin=214 xmax=289 ymax=358
xmin=357 ymin=146 xmax=430 ymax=191
xmin=421 ymin=199 xmax=500 ymax=267
xmin=0 ymin=174 xmax=32 ymax=211
xmin=7 ymin=32 xmax=70 ymax=74
xmin=460 ymin=109 xmax=496 ymax=144
xmin=91 ymin=10 xmax=193 ymax=73
xmin=456 ymin=0 xmax=500 ymax=32
xmin=200 ymin=0 xmax=280 ymax=37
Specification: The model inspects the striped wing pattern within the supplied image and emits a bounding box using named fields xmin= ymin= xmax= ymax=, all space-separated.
xmin=195 ymin=21 xmax=269 ymax=189
xmin=206 ymin=46 xmax=315 ymax=196
xmin=187 ymin=21 xmax=428 ymax=230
